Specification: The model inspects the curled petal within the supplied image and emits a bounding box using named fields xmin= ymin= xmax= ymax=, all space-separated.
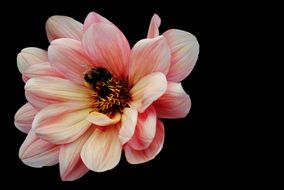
xmin=83 ymin=12 xmax=113 ymax=32
xmin=19 ymin=131 xmax=59 ymax=168
xmin=128 ymin=36 xmax=171 ymax=85
xmin=119 ymin=108 xmax=138 ymax=145
xmin=82 ymin=23 xmax=130 ymax=79
xmin=48 ymin=38 xmax=93 ymax=85
xmin=147 ymin=14 xmax=161 ymax=38
xmin=59 ymin=129 xmax=92 ymax=181
xmin=130 ymin=72 xmax=167 ymax=113
xmin=81 ymin=125 xmax=122 ymax=172
xmin=153 ymin=82 xmax=191 ymax=118
xmin=14 ymin=103 xmax=37 ymax=134
xmin=17 ymin=47 xmax=47 ymax=74
xmin=33 ymin=102 xmax=92 ymax=144
xmin=163 ymin=29 xmax=199 ymax=82
xmin=46 ymin=16 xmax=83 ymax=42
xmin=124 ymin=120 xmax=164 ymax=164
xmin=87 ymin=112 xmax=121 ymax=126
xmin=128 ymin=106 xmax=156 ymax=150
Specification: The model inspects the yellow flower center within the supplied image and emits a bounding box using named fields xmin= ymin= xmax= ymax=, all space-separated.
xmin=84 ymin=67 xmax=130 ymax=115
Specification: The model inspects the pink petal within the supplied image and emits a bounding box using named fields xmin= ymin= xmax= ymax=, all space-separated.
xmin=163 ymin=29 xmax=199 ymax=82
xmin=82 ymin=23 xmax=130 ymax=79
xmin=23 ymin=62 xmax=61 ymax=81
xmin=130 ymin=72 xmax=167 ymax=113
xmin=81 ymin=125 xmax=122 ymax=172
xmin=33 ymin=102 xmax=92 ymax=144
xmin=25 ymin=91 xmax=60 ymax=111
xmin=83 ymin=12 xmax=113 ymax=32
xmin=119 ymin=108 xmax=138 ymax=145
xmin=153 ymin=82 xmax=191 ymax=118
xmin=48 ymin=38 xmax=93 ymax=85
xmin=87 ymin=112 xmax=121 ymax=126
xmin=124 ymin=119 xmax=164 ymax=164
xmin=14 ymin=103 xmax=37 ymax=134
xmin=147 ymin=14 xmax=161 ymax=39
xmin=19 ymin=131 xmax=59 ymax=168
xmin=46 ymin=16 xmax=83 ymax=42
xmin=128 ymin=36 xmax=171 ymax=85
xmin=128 ymin=106 xmax=156 ymax=150
xmin=17 ymin=47 xmax=47 ymax=74
xmin=59 ymin=129 xmax=93 ymax=181
xmin=25 ymin=76 xmax=92 ymax=110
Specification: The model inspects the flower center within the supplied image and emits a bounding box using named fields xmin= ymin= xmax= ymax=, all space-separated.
xmin=84 ymin=67 xmax=130 ymax=115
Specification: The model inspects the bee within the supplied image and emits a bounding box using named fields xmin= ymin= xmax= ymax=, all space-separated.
xmin=84 ymin=67 xmax=112 ymax=85
xmin=84 ymin=67 xmax=113 ymax=98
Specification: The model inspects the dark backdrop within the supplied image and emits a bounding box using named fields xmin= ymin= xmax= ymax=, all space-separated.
xmin=1 ymin=0 xmax=250 ymax=188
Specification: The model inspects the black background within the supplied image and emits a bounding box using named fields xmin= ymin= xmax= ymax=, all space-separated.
xmin=1 ymin=0 xmax=256 ymax=188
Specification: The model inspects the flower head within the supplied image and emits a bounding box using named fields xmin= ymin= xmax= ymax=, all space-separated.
xmin=15 ymin=12 xmax=199 ymax=181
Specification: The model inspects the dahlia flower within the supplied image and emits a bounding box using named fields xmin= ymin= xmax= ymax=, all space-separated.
xmin=14 ymin=12 xmax=199 ymax=181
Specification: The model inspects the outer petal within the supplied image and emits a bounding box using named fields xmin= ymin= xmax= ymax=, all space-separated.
xmin=153 ymin=82 xmax=191 ymax=118
xmin=163 ymin=29 xmax=199 ymax=82
xmin=119 ymin=108 xmax=138 ymax=145
xmin=48 ymin=38 xmax=93 ymax=85
xmin=17 ymin=47 xmax=47 ymax=74
xmin=46 ymin=16 xmax=83 ymax=42
xmin=82 ymin=23 xmax=130 ymax=79
xmin=23 ymin=62 xmax=61 ymax=81
xmin=33 ymin=102 xmax=92 ymax=144
xmin=130 ymin=72 xmax=167 ymax=113
xmin=81 ymin=125 xmax=122 ymax=172
xmin=83 ymin=12 xmax=113 ymax=32
xmin=19 ymin=131 xmax=59 ymax=168
xmin=127 ymin=106 xmax=156 ymax=150
xmin=25 ymin=76 xmax=92 ymax=110
xmin=128 ymin=36 xmax=171 ymax=85
xmin=14 ymin=103 xmax=37 ymax=134
xmin=147 ymin=14 xmax=161 ymax=39
xmin=59 ymin=129 xmax=93 ymax=181
xmin=87 ymin=112 xmax=121 ymax=126
xmin=124 ymin=119 xmax=164 ymax=164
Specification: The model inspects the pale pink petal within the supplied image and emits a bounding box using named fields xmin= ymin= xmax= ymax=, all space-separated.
xmin=119 ymin=108 xmax=138 ymax=145
xmin=81 ymin=125 xmax=122 ymax=172
xmin=124 ymin=119 xmax=164 ymax=164
xmin=48 ymin=38 xmax=93 ymax=85
xmin=163 ymin=29 xmax=199 ymax=82
xmin=17 ymin=47 xmax=47 ymax=74
xmin=14 ymin=103 xmax=37 ymax=134
xmin=128 ymin=36 xmax=171 ymax=85
xmin=83 ymin=12 xmax=113 ymax=32
xmin=33 ymin=102 xmax=92 ymax=144
xmin=23 ymin=62 xmax=61 ymax=81
xmin=128 ymin=106 xmax=156 ymax=150
xmin=130 ymin=72 xmax=167 ymax=113
xmin=46 ymin=16 xmax=83 ymax=42
xmin=153 ymin=82 xmax=191 ymax=118
xmin=25 ymin=76 xmax=92 ymax=110
xmin=87 ymin=112 xmax=121 ymax=126
xmin=19 ymin=131 xmax=59 ymax=168
xmin=25 ymin=91 xmax=60 ymax=111
xmin=82 ymin=23 xmax=130 ymax=79
xmin=59 ymin=129 xmax=93 ymax=181
xmin=147 ymin=14 xmax=161 ymax=39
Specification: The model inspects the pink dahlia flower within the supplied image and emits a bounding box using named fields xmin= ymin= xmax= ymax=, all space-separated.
xmin=15 ymin=12 xmax=199 ymax=181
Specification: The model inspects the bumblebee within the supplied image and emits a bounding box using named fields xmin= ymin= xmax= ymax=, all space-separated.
xmin=84 ymin=67 xmax=112 ymax=85
xmin=84 ymin=67 xmax=113 ymax=98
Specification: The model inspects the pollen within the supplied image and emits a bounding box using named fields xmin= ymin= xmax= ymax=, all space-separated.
xmin=84 ymin=67 xmax=130 ymax=115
